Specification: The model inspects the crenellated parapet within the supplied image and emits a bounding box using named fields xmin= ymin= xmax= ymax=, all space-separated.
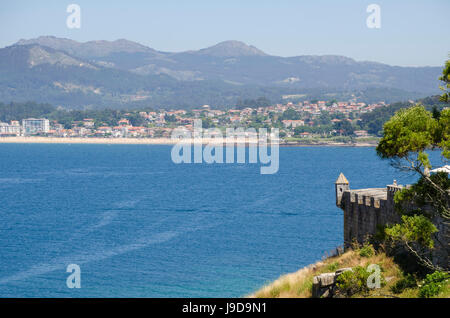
xmin=335 ymin=174 xmax=402 ymax=249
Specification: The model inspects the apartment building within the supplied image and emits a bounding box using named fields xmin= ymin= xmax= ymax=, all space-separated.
xmin=22 ymin=118 xmax=50 ymax=135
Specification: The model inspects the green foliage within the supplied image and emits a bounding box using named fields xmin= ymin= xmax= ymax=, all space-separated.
xmin=359 ymin=102 xmax=409 ymax=136
xmin=439 ymin=59 xmax=450 ymax=103
xmin=438 ymin=108 xmax=450 ymax=159
xmin=418 ymin=271 xmax=450 ymax=298
xmin=335 ymin=266 xmax=371 ymax=297
xmin=385 ymin=215 xmax=438 ymax=249
xmin=376 ymin=100 xmax=449 ymax=164
xmin=279 ymin=108 xmax=301 ymax=120
xmin=315 ymin=111 xmax=332 ymax=126
xmin=0 ymin=101 xmax=55 ymax=122
xmin=336 ymin=265 xmax=387 ymax=297
xmin=390 ymin=274 xmax=417 ymax=294
xmin=126 ymin=112 xmax=147 ymax=126
xmin=376 ymin=105 xmax=438 ymax=159
xmin=394 ymin=172 xmax=450 ymax=217
xmin=358 ymin=96 xmax=447 ymax=136
xmin=236 ymin=97 xmax=271 ymax=109
xmin=359 ymin=243 xmax=375 ymax=258
xmin=333 ymin=120 xmax=354 ymax=136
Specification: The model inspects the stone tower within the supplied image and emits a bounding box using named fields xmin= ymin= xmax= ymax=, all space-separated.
xmin=335 ymin=173 xmax=349 ymax=207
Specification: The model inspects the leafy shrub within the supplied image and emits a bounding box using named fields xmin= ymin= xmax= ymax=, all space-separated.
xmin=390 ymin=274 xmax=417 ymax=294
xmin=336 ymin=265 xmax=386 ymax=297
xmin=359 ymin=243 xmax=375 ymax=258
xmin=418 ymin=271 xmax=450 ymax=298
xmin=394 ymin=172 xmax=450 ymax=217
xmin=335 ymin=266 xmax=371 ymax=297
xmin=385 ymin=215 xmax=438 ymax=249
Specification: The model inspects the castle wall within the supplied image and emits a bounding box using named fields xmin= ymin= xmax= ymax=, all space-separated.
xmin=341 ymin=187 xmax=401 ymax=248
xmin=337 ymin=177 xmax=449 ymax=270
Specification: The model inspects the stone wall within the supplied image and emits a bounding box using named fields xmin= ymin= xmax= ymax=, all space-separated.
xmin=340 ymin=186 xmax=402 ymax=248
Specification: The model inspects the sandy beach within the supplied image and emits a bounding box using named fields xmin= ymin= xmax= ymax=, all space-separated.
xmin=0 ymin=136 xmax=377 ymax=147
xmin=0 ymin=136 xmax=258 ymax=145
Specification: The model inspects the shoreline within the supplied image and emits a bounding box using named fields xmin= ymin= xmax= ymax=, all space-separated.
xmin=0 ymin=136 xmax=377 ymax=147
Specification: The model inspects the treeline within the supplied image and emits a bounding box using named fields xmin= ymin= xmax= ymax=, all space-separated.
xmin=235 ymin=97 xmax=271 ymax=109
xmin=0 ymin=102 xmax=54 ymax=122
xmin=358 ymin=95 xmax=447 ymax=136
xmin=0 ymin=101 xmax=152 ymax=128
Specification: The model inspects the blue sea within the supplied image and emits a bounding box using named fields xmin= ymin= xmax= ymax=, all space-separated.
xmin=0 ymin=144 xmax=432 ymax=297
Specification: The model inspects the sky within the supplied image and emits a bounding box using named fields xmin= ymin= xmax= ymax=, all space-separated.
xmin=0 ymin=0 xmax=449 ymax=66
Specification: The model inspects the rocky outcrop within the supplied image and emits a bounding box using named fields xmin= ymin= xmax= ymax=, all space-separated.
xmin=312 ymin=268 xmax=352 ymax=298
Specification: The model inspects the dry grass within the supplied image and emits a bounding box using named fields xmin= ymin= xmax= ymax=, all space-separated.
xmin=248 ymin=249 xmax=436 ymax=298
xmin=248 ymin=261 xmax=323 ymax=298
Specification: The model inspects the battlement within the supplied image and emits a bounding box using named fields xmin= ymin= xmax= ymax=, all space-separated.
xmin=347 ymin=188 xmax=386 ymax=208
xmin=335 ymin=174 xmax=403 ymax=248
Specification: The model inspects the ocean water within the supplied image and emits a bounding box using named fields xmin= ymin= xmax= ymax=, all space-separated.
xmin=0 ymin=144 xmax=433 ymax=297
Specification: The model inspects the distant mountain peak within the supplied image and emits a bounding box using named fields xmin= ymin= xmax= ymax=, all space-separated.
xmin=193 ymin=40 xmax=268 ymax=57
xmin=16 ymin=36 xmax=79 ymax=49
xmin=0 ymin=44 xmax=98 ymax=70
xmin=26 ymin=45 xmax=98 ymax=69
xmin=15 ymin=36 xmax=159 ymax=58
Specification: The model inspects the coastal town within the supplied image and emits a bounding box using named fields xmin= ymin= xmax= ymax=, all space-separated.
xmin=0 ymin=99 xmax=388 ymax=141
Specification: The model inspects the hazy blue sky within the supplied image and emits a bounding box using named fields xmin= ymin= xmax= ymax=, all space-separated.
xmin=1 ymin=0 xmax=449 ymax=66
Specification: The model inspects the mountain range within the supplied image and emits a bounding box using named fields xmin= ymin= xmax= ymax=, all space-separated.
xmin=0 ymin=36 xmax=443 ymax=109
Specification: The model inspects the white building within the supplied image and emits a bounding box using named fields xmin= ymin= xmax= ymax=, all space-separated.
xmin=22 ymin=118 xmax=50 ymax=135
xmin=0 ymin=122 xmax=10 ymax=134
xmin=0 ymin=121 xmax=21 ymax=136
xmin=282 ymin=120 xmax=305 ymax=128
